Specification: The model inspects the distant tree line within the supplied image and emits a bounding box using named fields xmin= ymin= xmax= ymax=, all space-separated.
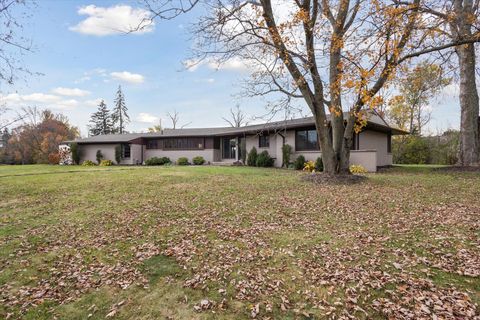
xmin=0 ymin=107 xmax=79 ymax=164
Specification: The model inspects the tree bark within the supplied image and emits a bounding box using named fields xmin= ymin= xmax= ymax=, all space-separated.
xmin=457 ymin=43 xmax=480 ymax=166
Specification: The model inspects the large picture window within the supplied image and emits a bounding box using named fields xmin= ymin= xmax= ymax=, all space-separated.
xmin=295 ymin=129 xmax=319 ymax=151
xmin=122 ymin=144 xmax=131 ymax=158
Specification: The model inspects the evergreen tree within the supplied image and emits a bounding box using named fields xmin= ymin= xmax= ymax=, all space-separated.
xmin=88 ymin=100 xmax=113 ymax=136
xmin=112 ymin=86 xmax=129 ymax=134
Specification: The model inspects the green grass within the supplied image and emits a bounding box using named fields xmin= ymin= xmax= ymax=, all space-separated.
xmin=0 ymin=164 xmax=479 ymax=319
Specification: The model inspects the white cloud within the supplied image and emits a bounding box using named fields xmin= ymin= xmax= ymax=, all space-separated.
xmin=136 ymin=112 xmax=158 ymax=123
xmin=110 ymin=71 xmax=145 ymax=84
xmin=0 ymin=92 xmax=80 ymax=111
xmin=85 ymin=98 xmax=103 ymax=107
xmin=52 ymin=87 xmax=91 ymax=97
xmin=183 ymin=57 xmax=250 ymax=73
xmin=70 ymin=5 xmax=154 ymax=36
xmin=195 ymin=78 xmax=215 ymax=83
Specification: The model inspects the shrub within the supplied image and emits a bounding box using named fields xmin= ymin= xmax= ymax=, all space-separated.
xmin=177 ymin=157 xmax=189 ymax=165
xmin=82 ymin=160 xmax=96 ymax=166
xmin=247 ymin=147 xmax=258 ymax=166
xmin=99 ymin=159 xmax=114 ymax=166
xmin=145 ymin=156 xmax=171 ymax=166
xmin=255 ymin=150 xmax=274 ymax=167
xmin=294 ymin=155 xmax=306 ymax=170
xmin=281 ymin=144 xmax=292 ymax=168
xmin=303 ymin=160 xmax=315 ymax=173
xmin=192 ymin=156 xmax=205 ymax=165
xmin=314 ymin=157 xmax=324 ymax=172
xmin=240 ymin=139 xmax=247 ymax=164
xmin=47 ymin=152 xmax=60 ymax=165
xmin=70 ymin=143 xmax=80 ymax=165
xmin=96 ymin=150 xmax=103 ymax=164
xmin=349 ymin=164 xmax=367 ymax=174
xmin=115 ymin=145 xmax=122 ymax=164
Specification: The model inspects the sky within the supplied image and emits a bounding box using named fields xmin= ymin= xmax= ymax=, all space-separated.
xmin=0 ymin=0 xmax=463 ymax=136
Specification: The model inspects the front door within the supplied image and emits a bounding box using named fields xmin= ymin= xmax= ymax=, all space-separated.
xmin=222 ymin=138 xmax=236 ymax=159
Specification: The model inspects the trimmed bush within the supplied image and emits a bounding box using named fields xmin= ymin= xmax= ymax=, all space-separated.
xmin=70 ymin=143 xmax=80 ymax=165
xmin=350 ymin=164 xmax=367 ymax=174
xmin=145 ymin=156 xmax=171 ymax=166
xmin=82 ymin=160 xmax=96 ymax=166
xmin=255 ymin=150 xmax=274 ymax=167
xmin=96 ymin=150 xmax=103 ymax=164
xmin=192 ymin=156 xmax=205 ymax=165
xmin=177 ymin=157 xmax=189 ymax=165
xmin=99 ymin=159 xmax=114 ymax=166
xmin=115 ymin=145 xmax=122 ymax=164
xmin=294 ymin=155 xmax=306 ymax=170
xmin=303 ymin=160 xmax=315 ymax=172
xmin=247 ymin=147 xmax=258 ymax=166
xmin=314 ymin=157 xmax=323 ymax=172
xmin=281 ymin=144 xmax=292 ymax=168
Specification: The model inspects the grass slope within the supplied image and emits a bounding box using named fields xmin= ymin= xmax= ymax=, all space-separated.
xmin=0 ymin=165 xmax=478 ymax=319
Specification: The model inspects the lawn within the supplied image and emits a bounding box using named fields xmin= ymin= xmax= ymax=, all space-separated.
xmin=0 ymin=165 xmax=478 ymax=319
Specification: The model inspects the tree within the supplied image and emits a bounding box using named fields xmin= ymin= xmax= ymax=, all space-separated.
xmin=222 ymin=104 xmax=248 ymax=127
xmin=88 ymin=100 xmax=113 ymax=136
xmin=388 ymin=62 xmax=451 ymax=135
xmin=410 ymin=1 xmax=480 ymax=166
xmin=0 ymin=105 xmax=27 ymax=131
xmin=6 ymin=109 xmax=79 ymax=164
xmin=142 ymin=0 xmax=480 ymax=174
xmin=148 ymin=119 xmax=162 ymax=132
xmin=0 ymin=0 xmax=36 ymax=86
xmin=167 ymin=110 xmax=191 ymax=129
xmin=112 ymin=86 xmax=129 ymax=134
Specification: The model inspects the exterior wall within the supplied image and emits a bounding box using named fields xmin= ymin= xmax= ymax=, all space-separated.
xmin=245 ymin=134 xmax=278 ymax=165
xmin=144 ymin=149 xmax=215 ymax=164
xmin=350 ymin=150 xmax=377 ymax=172
xmin=78 ymin=143 xmax=141 ymax=165
xmin=358 ymin=130 xmax=392 ymax=166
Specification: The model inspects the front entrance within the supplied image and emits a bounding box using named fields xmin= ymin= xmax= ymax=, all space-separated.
xmin=222 ymin=137 xmax=236 ymax=159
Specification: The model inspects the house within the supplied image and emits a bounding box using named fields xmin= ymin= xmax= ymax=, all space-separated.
xmin=63 ymin=113 xmax=405 ymax=172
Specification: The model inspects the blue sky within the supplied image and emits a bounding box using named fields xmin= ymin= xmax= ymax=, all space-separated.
xmin=1 ymin=0 xmax=462 ymax=136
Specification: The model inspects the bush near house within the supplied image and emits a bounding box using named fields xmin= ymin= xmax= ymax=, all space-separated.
xmin=192 ymin=156 xmax=206 ymax=165
xmin=99 ymin=160 xmax=114 ymax=166
xmin=115 ymin=145 xmax=122 ymax=164
xmin=294 ymin=155 xmax=306 ymax=170
xmin=315 ymin=157 xmax=324 ymax=172
xmin=247 ymin=147 xmax=258 ymax=166
xmin=255 ymin=150 xmax=274 ymax=167
xmin=281 ymin=144 xmax=292 ymax=167
xmin=350 ymin=164 xmax=367 ymax=174
xmin=96 ymin=150 xmax=103 ymax=164
xmin=70 ymin=143 xmax=80 ymax=165
xmin=177 ymin=157 xmax=189 ymax=165
xmin=303 ymin=160 xmax=315 ymax=172
xmin=145 ymin=157 xmax=171 ymax=166
xmin=48 ymin=153 xmax=60 ymax=165
xmin=81 ymin=160 xmax=96 ymax=166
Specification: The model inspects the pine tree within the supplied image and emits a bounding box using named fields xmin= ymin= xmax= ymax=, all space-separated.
xmin=88 ymin=100 xmax=113 ymax=136
xmin=112 ymin=86 xmax=129 ymax=134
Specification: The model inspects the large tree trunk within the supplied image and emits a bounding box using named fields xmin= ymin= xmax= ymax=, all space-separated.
xmin=454 ymin=0 xmax=480 ymax=166
xmin=457 ymin=43 xmax=480 ymax=166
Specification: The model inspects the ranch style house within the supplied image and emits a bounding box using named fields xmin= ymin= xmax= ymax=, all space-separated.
xmin=64 ymin=112 xmax=405 ymax=172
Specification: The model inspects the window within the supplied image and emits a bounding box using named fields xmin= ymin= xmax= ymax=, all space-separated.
xmin=122 ymin=144 xmax=131 ymax=158
xmin=295 ymin=129 xmax=319 ymax=151
xmin=163 ymin=137 xmax=204 ymax=150
xmin=146 ymin=140 xmax=158 ymax=149
xmin=222 ymin=138 xmax=236 ymax=159
xmin=259 ymin=135 xmax=269 ymax=148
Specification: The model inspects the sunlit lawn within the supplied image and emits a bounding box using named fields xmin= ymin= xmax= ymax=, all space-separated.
xmin=0 ymin=164 xmax=478 ymax=319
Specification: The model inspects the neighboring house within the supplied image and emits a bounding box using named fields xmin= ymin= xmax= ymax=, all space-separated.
xmin=63 ymin=113 xmax=405 ymax=172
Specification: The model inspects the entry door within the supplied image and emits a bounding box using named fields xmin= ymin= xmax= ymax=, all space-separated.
xmin=222 ymin=138 xmax=236 ymax=159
